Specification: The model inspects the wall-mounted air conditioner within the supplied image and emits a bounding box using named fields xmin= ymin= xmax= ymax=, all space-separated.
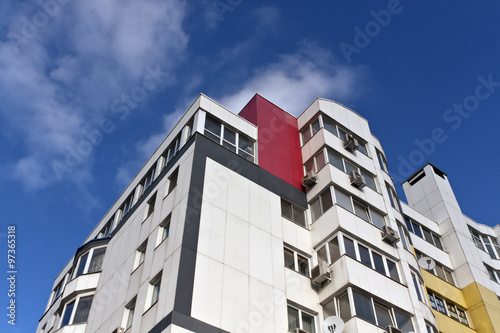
xmin=344 ymin=133 xmax=359 ymax=152
xmin=382 ymin=225 xmax=400 ymax=244
xmin=349 ymin=170 xmax=366 ymax=188
xmin=302 ymin=171 xmax=317 ymax=188
xmin=311 ymin=262 xmax=331 ymax=286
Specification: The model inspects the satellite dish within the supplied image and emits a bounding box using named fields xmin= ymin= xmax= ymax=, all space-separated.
xmin=323 ymin=316 xmax=344 ymax=333
xmin=418 ymin=257 xmax=436 ymax=271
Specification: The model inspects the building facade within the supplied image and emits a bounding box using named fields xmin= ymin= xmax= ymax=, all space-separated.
xmin=37 ymin=94 xmax=500 ymax=333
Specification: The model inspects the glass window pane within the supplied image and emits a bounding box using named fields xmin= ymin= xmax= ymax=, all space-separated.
xmin=297 ymin=254 xmax=309 ymax=277
xmin=329 ymin=237 xmax=341 ymax=263
xmin=317 ymin=246 xmax=328 ymax=264
xmin=433 ymin=234 xmax=444 ymax=250
xmin=338 ymin=128 xmax=346 ymax=141
xmin=76 ymin=253 xmax=88 ymax=277
xmin=394 ymin=310 xmax=414 ymax=332
xmin=152 ymin=283 xmax=160 ymax=304
xmin=284 ymin=248 xmax=295 ymax=269
xmin=447 ymin=303 xmax=459 ymax=321
xmin=316 ymin=150 xmax=326 ymax=170
xmin=370 ymin=211 xmax=385 ymax=229
xmin=288 ymin=306 xmax=299 ymax=331
xmin=357 ymin=142 xmax=367 ymax=155
xmin=323 ymin=117 xmax=338 ymax=137
xmin=412 ymin=273 xmax=423 ymax=302
xmin=374 ymin=303 xmax=393 ymax=328
xmin=344 ymin=237 xmax=356 ymax=259
xmin=323 ymin=299 xmax=336 ymax=318
xmin=281 ymin=199 xmax=292 ymax=219
xmin=305 ymin=160 xmax=315 ymax=174
xmin=352 ymin=290 xmax=376 ymax=324
xmin=361 ymin=170 xmax=376 ymax=191
xmin=423 ymin=227 xmax=434 ymax=244
xmin=205 ymin=117 xmax=221 ymax=137
xmin=344 ymin=161 xmax=357 ymax=175
xmin=386 ymin=260 xmax=399 ymax=282
xmin=321 ymin=190 xmax=333 ymax=213
xmin=302 ymin=128 xmax=312 ymax=143
xmin=238 ymin=135 xmax=253 ymax=155
xmin=311 ymin=198 xmax=322 ymax=222
xmin=435 ymin=264 xmax=446 ymax=280
xmin=444 ymin=269 xmax=454 ymax=285
xmin=223 ymin=127 xmax=236 ymax=144
xmin=311 ymin=118 xmax=320 ymax=135
xmin=457 ymin=308 xmax=469 ymax=325
xmin=338 ymin=293 xmax=351 ymax=322
xmin=412 ymin=222 xmax=423 ymax=238
xmin=335 ymin=189 xmax=353 ymax=212
xmin=405 ymin=218 xmax=413 ymax=233
xmin=358 ymin=245 xmax=372 ymax=267
xmin=377 ymin=151 xmax=388 ymax=172
xmin=398 ymin=224 xmax=409 ymax=250
xmin=302 ymin=312 xmax=316 ymax=333
xmin=372 ymin=252 xmax=386 ymax=275
xmin=88 ymin=248 xmax=106 ymax=273
xmin=353 ymin=201 xmax=369 ymax=221
xmin=61 ymin=301 xmax=75 ymax=327
xmin=327 ymin=149 xmax=344 ymax=171
xmin=73 ymin=296 xmax=93 ymax=324
xmin=293 ymin=206 xmax=306 ymax=227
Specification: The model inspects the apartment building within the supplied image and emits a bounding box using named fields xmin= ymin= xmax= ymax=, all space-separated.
xmin=37 ymin=94 xmax=500 ymax=333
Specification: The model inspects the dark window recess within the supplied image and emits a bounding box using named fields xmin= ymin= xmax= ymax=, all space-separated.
xmin=409 ymin=171 xmax=426 ymax=186
xmin=432 ymin=166 xmax=446 ymax=179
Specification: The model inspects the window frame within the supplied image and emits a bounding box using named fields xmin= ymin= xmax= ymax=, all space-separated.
xmin=281 ymin=198 xmax=307 ymax=228
xmin=122 ymin=296 xmax=136 ymax=330
xmin=284 ymin=246 xmax=310 ymax=278
xmin=167 ymin=168 xmax=178 ymax=195
xmin=132 ymin=240 xmax=147 ymax=271
xmin=156 ymin=214 xmax=171 ymax=248
xmin=73 ymin=246 xmax=107 ymax=279
xmin=58 ymin=293 xmax=94 ymax=328
xmin=145 ymin=271 xmax=162 ymax=311
xmin=287 ymin=304 xmax=317 ymax=333
xmin=145 ymin=192 xmax=157 ymax=219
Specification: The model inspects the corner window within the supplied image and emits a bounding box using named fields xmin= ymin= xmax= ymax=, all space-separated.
xmin=406 ymin=217 xmax=444 ymax=250
xmin=325 ymin=148 xmax=376 ymax=191
xmin=287 ymin=305 xmax=316 ymax=333
xmin=74 ymin=246 xmax=106 ymax=278
xmin=333 ymin=188 xmax=386 ymax=229
xmin=281 ymin=199 xmax=306 ymax=227
xmin=60 ymin=294 xmax=94 ymax=328
xmin=316 ymin=236 xmax=340 ymax=265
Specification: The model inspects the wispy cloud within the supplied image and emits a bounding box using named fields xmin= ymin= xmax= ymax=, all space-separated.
xmin=219 ymin=41 xmax=364 ymax=115
xmin=0 ymin=0 xmax=189 ymax=191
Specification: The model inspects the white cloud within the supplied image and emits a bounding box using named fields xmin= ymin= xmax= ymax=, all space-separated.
xmin=0 ymin=0 xmax=189 ymax=191
xmin=219 ymin=41 xmax=364 ymax=115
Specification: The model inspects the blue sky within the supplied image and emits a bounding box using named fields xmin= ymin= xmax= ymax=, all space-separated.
xmin=1 ymin=0 xmax=499 ymax=331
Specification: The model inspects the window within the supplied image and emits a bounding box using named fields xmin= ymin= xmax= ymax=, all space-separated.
xmin=141 ymin=164 xmax=156 ymax=195
xmin=469 ymin=226 xmax=485 ymax=251
xmin=486 ymin=265 xmax=500 ymax=283
xmin=352 ymin=290 xmax=376 ymax=324
xmin=97 ymin=220 xmax=112 ymax=239
xmin=123 ymin=297 xmax=136 ymax=330
xmin=133 ymin=240 xmax=147 ymax=271
xmin=428 ymin=291 xmax=469 ymax=326
xmin=310 ymin=189 xmax=333 ymax=222
xmin=333 ymin=188 xmax=386 ymax=229
xmin=167 ymin=168 xmax=178 ymax=195
xmin=281 ymin=199 xmax=306 ymax=227
xmin=51 ymin=280 xmax=64 ymax=305
xmin=411 ymin=272 xmax=424 ymax=302
xmin=415 ymin=250 xmax=455 ymax=285
xmin=146 ymin=193 xmax=157 ymax=219
xmin=287 ymin=305 xmax=316 ymax=333
xmin=284 ymin=247 xmax=310 ymax=277
xmin=59 ymin=294 xmax=94 ymax=328
xmin=120 ymin=193 xmax=135 ymax=221
xmin=321 ymin=115 xmax=368 ymax=156
xmin=397 ymin=223 xmax=411 ymax=251
xmin=468 ymin=226 xmax=500 ymax=259
xmin=324 ymin=148 xmax=376 ymax=191
xmin=406 ymin=217 xmax=443 ymax=250
xmin=374 ymin=303 xmax=393 ymax=328
xmin=316 ymin=237 xmax=340 ymax=265
xmin=74 ymin=247 xmax=107 ymax=278
xmin=337 ymin=293 xmax=351 ymax=322
xmin=386 ymin=184 xmax=399 ymax=210
xmin=376 ymin=150 xmax=388 ymax=172
xmin=146 ymin=272 xmax=162 ymax=310
xmin=394 ymin=309 xmax=414 ymax=332
xmin=342 ymin=236 xmax=399 ymax=282
xmin=156 ymin=215 xmax=171 ymax=247
xmin=204 ymin=116 xmax=255 ymax=162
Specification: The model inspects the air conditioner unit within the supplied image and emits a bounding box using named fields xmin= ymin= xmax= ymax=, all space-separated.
xmin=302 ymin=171 xmax=317 ymax=188
xmin=112 ymin=327 xmax=125 ymax=333
xmin=349 ymin=170 xmax=366 ymax=188
xmin=344 ymin=133 xmax=359 ymax=152
xmin=382 ymin=225 xmax=401 ymax=244
xmin=385 ymin=325 xmax=402 ymax=333
xmin=311 ymin=262 xmax=331 ymax=286
xmin=293 ymin=328 xmax=309 ymax=333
